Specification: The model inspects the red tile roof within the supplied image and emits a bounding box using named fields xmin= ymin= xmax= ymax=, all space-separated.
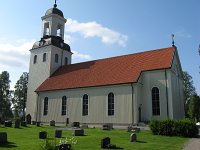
xmin=36 ymin=47 xmax=175 ymax=92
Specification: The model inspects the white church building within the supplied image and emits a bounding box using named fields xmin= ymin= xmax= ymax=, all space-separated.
xmin=26 ymin=3 xmax=185 ymax=126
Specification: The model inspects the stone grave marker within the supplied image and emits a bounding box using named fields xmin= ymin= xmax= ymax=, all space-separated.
xmin=130 ymin=133 xmax=137 ymax=142
xmin=0 ymin=132 xmax=7 ymax=143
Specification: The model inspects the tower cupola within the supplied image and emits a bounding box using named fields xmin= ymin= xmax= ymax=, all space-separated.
xmin=41 ymin=2 xmax=66 ymax=40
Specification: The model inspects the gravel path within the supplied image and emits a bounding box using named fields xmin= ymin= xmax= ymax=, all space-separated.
xmin=183 ymin=138 xmax=200 ymax=150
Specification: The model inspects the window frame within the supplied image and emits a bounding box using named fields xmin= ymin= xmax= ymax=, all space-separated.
xmin=43 ymin=53 xmax=47 ymax=62
xmin=152 ymin=87 xmax=160 ymax=116
xmin=33 ymin=55 xmax=37 ymax=64
xmin=108 ymin=92 xmax=114 ymax=116
xmin=65 ymin=57 xmax=68 ymax=65
xmin=43 ymin=97 xmax=48 ymax=116
xmin=82 ymin=94 xmax=89 ymax=116
xmin=55 ymin=54 xmax=59 ymax=63
xmin=61 ymin=96 xmax=67 ymax=116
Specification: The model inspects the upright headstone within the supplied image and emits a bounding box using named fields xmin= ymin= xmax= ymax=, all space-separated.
xmin=74 ymin=129 xmax=84 ymax=136
xmin=72 ymin=122 xmax=80 ymax=128
xmin=50 ymin=120 xmax=55 ymax=126
xmin=0 ymin=132 xmax=7 ymax=143
xmin=55 ymin=130 xmax=62 ymax=138
xmin=26 ymin=114 xmax=32 ymax=124
xmin=21 ymin=121 xmax=27 ymax=127
xmin=130 ymin=133 xmax=137 ymax=142
xmin=39 ymin=131 xmax=47 ymax=139
xmin=4 ymin=120 xmax=12 ymax=127
xmin=101 ymin=137 xmax=110 ymax=148
xmin=14 ymin=119 xmax=20 ymax=128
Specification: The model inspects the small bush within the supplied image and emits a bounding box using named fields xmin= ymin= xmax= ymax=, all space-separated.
xmin=149 ymin=119 xmax=198 ymax=137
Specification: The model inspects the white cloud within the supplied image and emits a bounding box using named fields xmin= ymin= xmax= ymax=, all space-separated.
xmin=0 ymin=40 xmax=35 ymax=69
xmin=66 ymin=18 xmax=128 ymax=47
xmin=72 ymin=50 xmax=92 ymax=63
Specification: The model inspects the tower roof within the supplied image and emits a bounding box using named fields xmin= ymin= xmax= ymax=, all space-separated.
xmin=45 ymin=7 xmax=64 ymax=17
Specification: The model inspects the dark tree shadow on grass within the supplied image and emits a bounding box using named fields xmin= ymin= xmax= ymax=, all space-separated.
xmin=0 ymin=142 xmax=17 ymax=148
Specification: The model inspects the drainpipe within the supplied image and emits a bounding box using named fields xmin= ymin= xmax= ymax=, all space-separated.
xmin=131 ymin=83 xmax=134 ymax=125
xmin=165 ymin=70 xmax=169 ymax=118
xmin=36 ymin=93 xmax=39 ymax=122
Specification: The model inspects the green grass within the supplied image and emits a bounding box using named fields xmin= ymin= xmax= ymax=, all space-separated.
xmin=0 ymin=125 xmax=189 ymax=150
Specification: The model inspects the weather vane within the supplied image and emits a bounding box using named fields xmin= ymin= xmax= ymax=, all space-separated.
xmin=54 ymin=0 xmax=58 ymax=8
xmin=171 ymin=34 xmax=175 ymax=47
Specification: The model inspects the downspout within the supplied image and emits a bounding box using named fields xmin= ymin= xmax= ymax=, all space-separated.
xmin=131 ymin=83 xmax=134 ymax=125
xmin=36 ymin=92 xmax=39 ymax=122
xmin=165 ymin=70 xmax=169 ymax=118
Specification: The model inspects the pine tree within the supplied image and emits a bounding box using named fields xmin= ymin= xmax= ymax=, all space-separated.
xmin=0 ymin=71 xmax=13 ymax=120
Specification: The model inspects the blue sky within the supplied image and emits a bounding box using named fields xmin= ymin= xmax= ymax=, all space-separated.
xmin=0 ymin=0 xmax=199 ymax=94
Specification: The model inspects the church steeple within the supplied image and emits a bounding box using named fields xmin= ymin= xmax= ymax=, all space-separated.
xmin=41 ymin=2 xmax=66 ymax=40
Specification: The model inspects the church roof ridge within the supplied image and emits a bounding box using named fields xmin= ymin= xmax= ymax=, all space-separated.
xmin=36 ymin=46 xmax=175 ymax=92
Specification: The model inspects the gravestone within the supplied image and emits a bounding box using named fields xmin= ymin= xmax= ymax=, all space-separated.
xmin=0 ymin=132 xmax=7 ymax=143
xmin=130 ymin=133 xmax=137 ymax=142
xmin=36 ymin=122 xmax=41 ymax=126
xmin=50 ymin=120 xmax=55 ymax=126
xmin=26 ymin=114 xmax=32 ymax=124
xmin=101 ymin=137 xmax=110 ymax=148
xmin=4 ymin=120 xmax=12 ymax=127
xmin=55 ymin=130 xmax=62 ymax=138
xmin=39 ymin=131 xmax=47 ymax=139
xmin=14 ymin=119 xmax=20 ymax=128
xmin=74 ymin=129 xmax=84 ymax=136
xmin=21 ymin=121 xmax=27 ymax=127
xmin=32 ymin=121 xmax=36 ymax=125
xmin=72 ymin=122 xmax=80 ymax=128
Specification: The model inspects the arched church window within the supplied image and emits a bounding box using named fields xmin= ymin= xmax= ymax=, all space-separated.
xmin=43 ymin=53 xmax=47 ymax=62
xmin=82 ymin=94 xmax=89 ymax=116
xmin=55 ymin=54 xmax=59 ymax=63
xmin=62 ymin=96 xmax=67 ymax=115
xmin=43 ymin=97 xmax=48 ymax=116
xmin=65 ymin=57 xmax=68 ymax=65
xmin=152 ymin=87 xmax=160 ymax=116
xmin=33 ymin=55 xmax=37 ymax=64
xmin=108 ymin=92 xmax=114 ymax=116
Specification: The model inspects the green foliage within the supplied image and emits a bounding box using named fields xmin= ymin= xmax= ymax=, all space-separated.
xmin=149 ymin=119 xmax=198 ymax=137
xmin=0 ymin=71 xmax=13 ymax=120
xmin=12 ymin=72 xmax=28 ymax=119
xmin=183 ymin=71 xmax=196 ymax=117
xmin=40 ymin=138 xmax=56 ymax=150
xmin=188 ymin=95 xmax=200 ymax=122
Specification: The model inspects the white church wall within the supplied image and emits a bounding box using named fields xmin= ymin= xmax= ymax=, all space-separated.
xmin=138 ymin=70 xmax=169 ymax=121
xmin=169 ymin=51 xmax=185 ymax=119
xmin=37 ymin=84 xmax=133 ymax=125
xmin=27 ymin=46 xmax=52 ymax=120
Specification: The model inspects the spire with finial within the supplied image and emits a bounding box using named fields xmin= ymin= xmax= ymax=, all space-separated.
xmin=54 ymin=0 xmax=57 ymax=8
xmin=171 ymin=34 xmax=175 ymax=47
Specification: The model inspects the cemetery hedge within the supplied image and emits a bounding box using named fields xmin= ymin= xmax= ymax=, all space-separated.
xmin=0 ymin=124 xmax=189 ymax=150
xmin=149 ymin=118 xmax=198 ymax=137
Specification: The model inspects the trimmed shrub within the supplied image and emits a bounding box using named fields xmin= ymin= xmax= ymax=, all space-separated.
xmin=149 ymin=119 xmax=198 ymax=137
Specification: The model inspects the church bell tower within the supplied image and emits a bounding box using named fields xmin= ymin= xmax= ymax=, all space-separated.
xmin=26 ymin=2 xmax=72 ymax=121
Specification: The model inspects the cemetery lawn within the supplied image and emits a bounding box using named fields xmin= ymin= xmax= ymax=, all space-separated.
xmin=0 ymin=125 xmax=189 ymax=150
